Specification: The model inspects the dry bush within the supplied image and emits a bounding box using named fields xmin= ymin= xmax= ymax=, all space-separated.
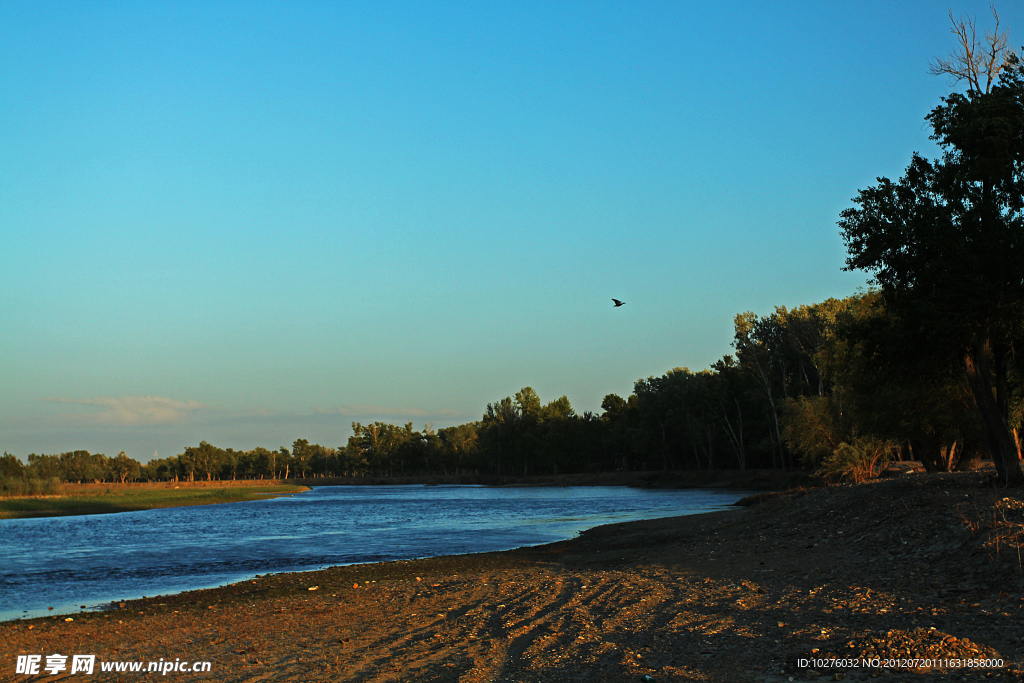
xmin=813 ymin=437 xmax=897 ymax=484
xmin=959 ymin=496 xmax=1024 ymax=573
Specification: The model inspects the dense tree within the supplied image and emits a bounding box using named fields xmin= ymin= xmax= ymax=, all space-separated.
xmin=182 ymin=441 xmax=225 ymax=482
xmin=0 ymin=452 xmax=25 ymax=479
xmin=249 ymin=447 xmax=275 ymax=479
xmin=291 ymin=439 xmax=313 ymax=478
xmin=59 ymin=451 xmax=107 ymax=483
xmin=438 ymin=423 xmax=480 ymax=474
xmin=481 ymin=397 xmax=520 ymax=476
xmin=476 ymin=388 xmax=596 ymax=475
xmin=732 ymin=306 xmax=829 ymax=469
xmin=108 ymin=451 xmax=142 ymax=483
xmin=307 ymin=443 xmax=338 ymax=477
xmin=634 ymin=369 xmax=715 ymax=471
xmin=709 ymin=357 xmax=759 ymax=470
xmin=840 ymin=50 xmax=1024 ymax=485
xmin=27 ymin=454 xmax=61 ymax=480
xmin=600 ymin=393 xmax=641 ymax=471
xmin=810 ymin=292 xmax=983 ymax=472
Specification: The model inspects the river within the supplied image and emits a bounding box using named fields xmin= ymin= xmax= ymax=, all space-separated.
xmin=0 ymin=485 xmax=751 ymax=621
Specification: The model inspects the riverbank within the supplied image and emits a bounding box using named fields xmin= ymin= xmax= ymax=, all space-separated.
xmin=281 ymin=468 xmax=813 ymax=490
xmin=0 ymin=483 xmax=309 ymax=519
xmin=4 ymin=471 xmax=1022 ymax=682
xmin=0 ymin=469 xmax=809 ymax=519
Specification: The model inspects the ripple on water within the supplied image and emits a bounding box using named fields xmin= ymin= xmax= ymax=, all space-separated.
xmin=0 ymin=485 xmax=751 ymax=620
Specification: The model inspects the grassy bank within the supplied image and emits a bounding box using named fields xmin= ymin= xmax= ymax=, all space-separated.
xmin=0 ymin=482 xmax=309 ymax=519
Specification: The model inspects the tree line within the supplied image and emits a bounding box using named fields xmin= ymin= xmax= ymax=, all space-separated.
xmin=0 ymin=450 xmax=142 ymax=494
xmin=4 ymin=285 xmax=1020 ymax=487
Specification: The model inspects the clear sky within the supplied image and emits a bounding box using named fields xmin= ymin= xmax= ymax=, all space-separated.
xmin=2 ymin=1 xmax=1019 ymax=462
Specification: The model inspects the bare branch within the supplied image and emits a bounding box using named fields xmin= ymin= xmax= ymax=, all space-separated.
xmin=928 ymin=5 xmax=1015 ymax=94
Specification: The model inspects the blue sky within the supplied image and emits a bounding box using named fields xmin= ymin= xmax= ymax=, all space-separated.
xmin=2 ymin=1 xmax=1019 ymax=462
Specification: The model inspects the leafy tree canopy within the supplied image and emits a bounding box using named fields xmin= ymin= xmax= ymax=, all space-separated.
xmin=839 ymin=48 xmax=1024 ymax=485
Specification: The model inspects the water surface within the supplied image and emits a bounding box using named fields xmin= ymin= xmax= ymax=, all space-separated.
xmin=0 ymin=485 xmax=750 ymax=621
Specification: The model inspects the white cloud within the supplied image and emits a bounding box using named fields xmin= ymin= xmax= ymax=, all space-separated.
xmin=45 ymin=396 xmax=206 ymax=427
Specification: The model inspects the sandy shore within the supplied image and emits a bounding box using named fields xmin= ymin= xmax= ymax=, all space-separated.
xmin=3 ymin=471 xmax=1023 ymax=682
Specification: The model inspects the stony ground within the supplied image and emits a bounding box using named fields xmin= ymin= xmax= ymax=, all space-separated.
xmin=3 ymin=471 xmax=1023 ymax=682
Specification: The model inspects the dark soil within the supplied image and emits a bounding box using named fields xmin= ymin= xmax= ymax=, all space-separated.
xmin=3 ymin=470 xmax=1022 ymax=682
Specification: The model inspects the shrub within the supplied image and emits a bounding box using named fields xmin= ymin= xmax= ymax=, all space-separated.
xmin=0 ymin=476 xmax=59 ymax=497
xmin=814 ymin=437 xmax=897 ymax=484
xmin=780 ymin=396 xmax=845 ymax=467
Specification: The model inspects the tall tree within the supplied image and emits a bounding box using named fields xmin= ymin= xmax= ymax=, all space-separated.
xmin=0 ymin=452 xmax=25 ymax=480
xmin=840 ymin=35 xmax=1024 ymax=484
xmin=811 ymin=291 xmax=982 ymax=472
xmin=601 ymin=393 xmax=640 ymax=471
xmin=108 ymin=451 xmax=142 ymax=483
xmin=733 ymin=311 xmax=799 ymax=468
xmin=27 ymin=454 xmax=61 ymax=480
xmin=438 ymin=423 xmax=479 ymax=474
xmin=482 ymin=397 xmax=520 ymax=475
xmin=183 ymin=441 xmax=225 ymax=481
xmin=291 ymin=439 xmax=312 ymax=478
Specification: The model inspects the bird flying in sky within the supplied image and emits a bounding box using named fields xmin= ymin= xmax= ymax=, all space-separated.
xmin=612 ymin=299 xmax=625 ymax=307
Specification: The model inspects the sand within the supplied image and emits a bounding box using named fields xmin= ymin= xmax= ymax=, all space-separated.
xmin=3 ymin=471 xmax=1023 ymax=682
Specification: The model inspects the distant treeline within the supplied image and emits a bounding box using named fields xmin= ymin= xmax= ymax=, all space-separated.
xmin=0 ymin=450 xmax=142 ymax=494
xmin=4 ymin=291 xmax=1012 ymax=489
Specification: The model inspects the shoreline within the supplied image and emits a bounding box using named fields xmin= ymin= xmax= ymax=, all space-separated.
xmin=0 ymin=484 xmax=310 ymax=520
xmin=288 ymin=468 xmax=814 ymax=490
xmin=2 ymin=486 xmax=756 ymax=623
xmin=0 ymin=469 xmax=811 ymax=520
xmin=4 ymin=471 xmax=1022 ymax=682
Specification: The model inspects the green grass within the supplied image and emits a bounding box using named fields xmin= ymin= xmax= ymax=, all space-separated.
xmin=0 ymin=485 xmax=310 ymax=519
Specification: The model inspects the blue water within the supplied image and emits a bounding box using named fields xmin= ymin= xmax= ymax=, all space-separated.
xmin=0 ymin=485 xmax=750 ymax=621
